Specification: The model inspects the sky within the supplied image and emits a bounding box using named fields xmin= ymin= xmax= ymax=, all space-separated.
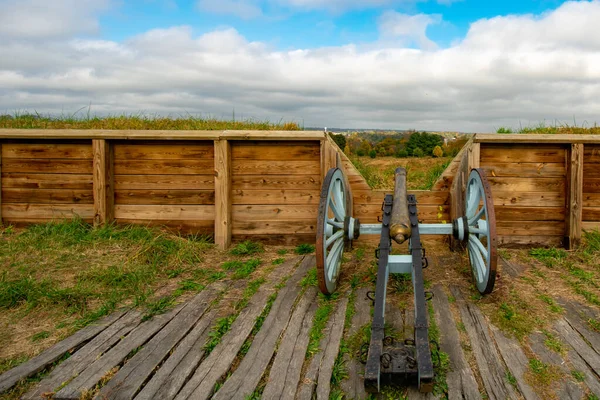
xmin=0 ymin=0 xmax=599 ymax=132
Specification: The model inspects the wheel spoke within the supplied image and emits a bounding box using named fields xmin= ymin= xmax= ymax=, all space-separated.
xmin=468 ymin=205 xmax=485 ymax=226
xmin=329 ymin=197 xmax=344 ymax=221
xmin=469 ymin=240 xmax=487 ymax=283
xmin=469 ymin=227 xmax=487 ymax=236
xmin=467 ymin=244 xmax=480 ymax=282
xmin=333 ymin=179 xmax=345 ymax=217
xmin=326 ymin=238 xmax=344 ymax=280
xmin=326 ymin=230 xmax=344 ymax=248
xmin=466 ymin=182 xmax=481 ymax=218
xmin=469 ymin=235 xmax=489 ymax=262
xmin=327 ymin=219 xmax=344 ymax=229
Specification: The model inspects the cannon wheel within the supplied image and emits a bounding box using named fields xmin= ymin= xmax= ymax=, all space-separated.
xmin=465 ymin=168 xmax=497 ymax=294
xmin=316 ymin=168 xmax=350 ymax=295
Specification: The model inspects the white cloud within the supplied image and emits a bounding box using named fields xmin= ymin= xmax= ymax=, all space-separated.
xmin=2 ymin=1 xmax=600 ymax=132
xmin=0 ymin=0 xmax=112 ymax=39
xmin=378 ymin=11 xmax=441 ymax=50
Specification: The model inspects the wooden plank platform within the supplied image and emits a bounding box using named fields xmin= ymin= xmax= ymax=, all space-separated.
xmin=2 ymin=253 xmax=600 ymax=400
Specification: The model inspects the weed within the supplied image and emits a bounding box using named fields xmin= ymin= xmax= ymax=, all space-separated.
xmin=527 ymin=358 xmax=562 ymax=387
xmin=277 ymin=249 xmax=288 ymax=256
xmin=230 ymin=241 xmax=264 ymax=256
xmin=178 ymin=280 xmax=205 ymax=292
xmin=142 ymin=296 xmax=175 ymax=321
xmin=589 ymin=318 xmax=600 ymax=332
xmin=538 ymin=294 xmax=563 ymax=313
xmin=506 ymin=370 xmax=517 ymax=388
xmin=307 ymin=298 xmax=334 ymax=356
xmin=427 ymin=302 xmax=449 ymax=396
xmin=350 ymin=274 xmax=360 ymax=288
xmin=529 ymin=248 xmax=567 ymax=267
xmin=222 ymin=259 xmax=261 ymax=279
xmin=355 ymin=247 xmax=365 ymax=261
xmin=542 ymin=330 xmax=564 ymax=354
xmin=272 ymin=258 xmax=285 ymax=265
xmin=204 ymin=316 xmax=235 ymax=354
xmin=389 ymin=274 xmax=411 ymax=294
xmin=301 ymin=268 xmax=318 ymax=288
xmin=30 ymin=331 xmax=50 ymax=342
xmin=295 ymin=244 xmax=315 ymax=255
xmin=571 ymin=370 xmax=585 ymax=382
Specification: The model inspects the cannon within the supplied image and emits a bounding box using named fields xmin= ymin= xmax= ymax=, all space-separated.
xmin=315 ymin=166 xmax=497 ymax=393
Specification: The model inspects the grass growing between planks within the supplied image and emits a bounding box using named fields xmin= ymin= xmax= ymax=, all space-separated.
xmin=349 ymin=156 xmax=453 ymax=190
xmin=0 ymin=221 xmax=291 ymax=375
xmin=0 ymin=113 xmax=301 ymax=131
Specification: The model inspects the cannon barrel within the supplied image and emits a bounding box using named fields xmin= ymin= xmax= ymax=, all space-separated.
xmin=390 ymin=167 xmax=412 ymax=244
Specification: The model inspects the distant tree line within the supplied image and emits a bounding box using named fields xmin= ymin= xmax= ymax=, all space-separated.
xmin=329 ymin=131 xmax=466 ymax=158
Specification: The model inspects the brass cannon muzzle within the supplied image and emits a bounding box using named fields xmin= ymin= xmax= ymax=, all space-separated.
xmin=390 ymin=167 xmax=412 ymax=244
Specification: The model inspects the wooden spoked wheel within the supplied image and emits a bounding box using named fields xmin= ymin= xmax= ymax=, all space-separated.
xmin=316 ymin=168 xmax=349 ymax=295
xmin=465 ymin=168 xmax=497 ymax=294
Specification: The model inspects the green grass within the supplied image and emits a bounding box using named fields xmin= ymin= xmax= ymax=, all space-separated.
xmin=229 ymin=241 xmax=264 ymax=256
xmin=538 ymin=294 xmax=563 ymax=313
xmin=271 ymin=258 xmax=285 ymax=265
xmin=30 ymin=331 xmax=50 ymax=342
xmin=528 ymin=358 xmax=562 ymax=386
xmin=301 ymin=268 xmax=318 ymax=288
xmin=589 ymin=318 xmax=600 ymax=332
xmin=307 ymin=295 xmax=335 ymax=356
xmin=427 ymin=302 xmax=450 ymax=396
xmin=542 ymin=330 xmax=565 ymax=354
xmin=222 ymin=259 xmax=262 ymax=279
xmin=240 ymin=292 xmax=277 ymax=356
xmin=295 ymin=244 xmax=315 ymax=255
xmin=506 ymin=370 xmax=517 ymax=388
xmin=529 ymin=248 xmax=568 ymax=267
xmin=0 ymin=113 xmax=300 ymax=131
xmin=571 ymin=370 xmax=586 ymax=382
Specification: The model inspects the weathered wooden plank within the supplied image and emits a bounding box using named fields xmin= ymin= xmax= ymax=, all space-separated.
xmin=232 ymin=205 xmax=318 ymax=220
xmin=583 ymin=193 xmax=600 ymax=207
xmin=262 ymin=289 xmax=317 ymax=400
xmin=582 ymin=221 xmax=600 ymax=231
xmin=173 ymin=257 xmax=305 ymax=400
xmin=498 ymin=257 xmax=524 ymax=278
xmin=496 ymin=221 xmax=565 ymax=236
xmin=480 ymin=162 xmax=566 ymax=177
xmin=582 ymin=178 xmax=600 ymax=193
xmin=431 ymin=286 xmax=481 ymax=400
xmin=480 ymin=145 xmax=566 ymax=163
xmin=316 ymin=296 xmax=348 ymax=400
xmin=341 ymin=287 xmax=372 ymax=400
xmin=54 ymin=305 xmax=185 ymax=400
xmin=488 ymin=325 xmax=539 ymax=400
xmin=582 ymin=162 xmax=600 ymax=177
xmin=213 ymin=261 xmax=315 ymax=399
xmin=486 ymin=177 xmax=565 ymax=193
xmin=469 ymin=142 xmax=480 ymax=170
xmin=296 ymin=296 xmax=349 ymax=400
xmin=498 ymin=235 xmax=563 ymax=248
xmin=352 ymin=190 xmax=450 ymax=207
xmin=114 ymin=189 xmax=214 ymax=205
xmin=566 ymin=143 xmax=584 ymax=249
xmin=232 ymin=233 xmax=315 ymax=246
xmin=1 ymin=173 xmax=92 ymax=189
xmin=554 ymin=299 xmax=600 ymax=355
xmin=1 ymin=204 xmax=94 ymax=219
xmin=136 ymin=307 xmax=219 ymax=400
xmin=232 ymin=175 xmax=321 ymax=190
xmin=114 ymin=219 xmax=213 ymax=233
xmin=584 ymin=144 xmax=600 ymax=158
xmin=554 ymin=318 xmax=600 ymax=374
xmin=114 ymin=174 xmax=214 ymax=190
xmin=583 ymin=207 xmax=600 ymax=221
xmin=231 ymin=142 xmax=320 ymax=160
xmin=1 ymin=159 xmax=92 ymax=174
xmin=214 ymin=139 xmax=231 ymax=250
xmin=22 ymin=310 xmax=142 ymax=400
xmin=528 ymin=332 xmax=583 ymax=400
xmin=97 ymin=289 xmax=218 ymax=400
xmin=113 ymin=204 xmax=215 ymax=220
xmin=451 ymin=286 xmax=518 ymax=400
xmin=232 ymin=160 xmax=320 ymax=175
xmin=494 ymin=206 xmax=565 ymax=221
xmin=475 ymin=134 xmax=600 ymax=144
xmin=2 ymin=143 xmax=92 ymax=159
xmin=0 ymin=144 xmax=2 ymax=224
xmin=232 ymin=220 xmax=315 ymax=235
xmin=566 ymin=346 xmax=600 ymax=397
xmin=1 ymin=188 xmax=93 ymax=204
xmin=113 ymin=143 xmax=213 ymax=160
xmin=492 ymin=191 xmax=564 ymax=207
xmin=92 ymin=139 xmax=114 ymax=226
xmin=354 ymin=203 xmax=450 ymax=222
xmin=0 ymin=311 xmax=124 ymax=393
xmin=113 ymin=159 xmax=214 ymax=175
xmin=232 ymin=189 xmax=319 ymax=205
xmin=321 ymin=140 xmax=335 ymax=178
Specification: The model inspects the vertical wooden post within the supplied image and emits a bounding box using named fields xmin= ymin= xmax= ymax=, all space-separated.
xmin=0 ymin=143 xmax=3 ymax=226
xmin=93 ymin=139 xmax=114 ymax=226
xmin=468 ymin=142 xmax=480 ymax=171
xmin=214 ymin=139 xmax=232 ymax=250
xmin=565 ymin=143 xmax=583 ymax=249
xmin=321 ymin=138 xmax=335 ymax=178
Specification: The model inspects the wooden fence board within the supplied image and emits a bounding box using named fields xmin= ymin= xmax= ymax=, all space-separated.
xmin=232 ymin=220 xmax=315 ymax=235
xmin=114 ymin=205 xmax=215 ymax=220
xmin=1 ymin=188 xmax=93 ymax=204
xmin=583 ymin=221 xmax=600 ymax=231
xmin=114 ymin=159 xmax=214 ymax=175
xmin=496 ymin=221 xmax=565 ymax=236
xmin=353 ymin=204 xmax=450 ymax=222
xmin=232 ymin=175 xmax=321 ymax=190
xmin=114 ymin=174 xmax=214 ymax=190
xmin=2 ymin=204 xmax=94 ymax=219
xmin=491 ymin=191 xmax=564 ymax=207
xmin=232 ymin=189 xmax=318 ymax=205
xmin=232 ymin=205 xmax=317 ymax=220
xmin=583 ymin=207 xmax=600 ymax=221
xmin=486 ymin=177 xmax=565 ymax=192
xmin=231 ymin=143 xmax=320 ymax=160
xmin=1 ymin=173 xmax=92 ymax=189
xmin=114 ymin=219 xmax=213 ymax=233
xmin=2 ymin=143 xmax=92 ymax=159
xmin=481 ymin=145 xmax=566 ymax=163
xmin=232 ymin=160 xmax=320 ymax=175
xmin=583 ymin=193 xmax=600 ymax=207
xmin=114 ymin=189 xmax=214 ymax=205
xmin=494 ymin=206 xmax=565 ymax=221
xmin=480 ymin=162 xmax=565 ymax=177
xmin=113 ymin=143 xmax=213 ymax=160
xmin=583 ymin=178 xmax=600 ymax=193
xmin=498 ymin=235 xmax=563 ymax=248
xmin=2 ymin=159 xmax=92 ymax=174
